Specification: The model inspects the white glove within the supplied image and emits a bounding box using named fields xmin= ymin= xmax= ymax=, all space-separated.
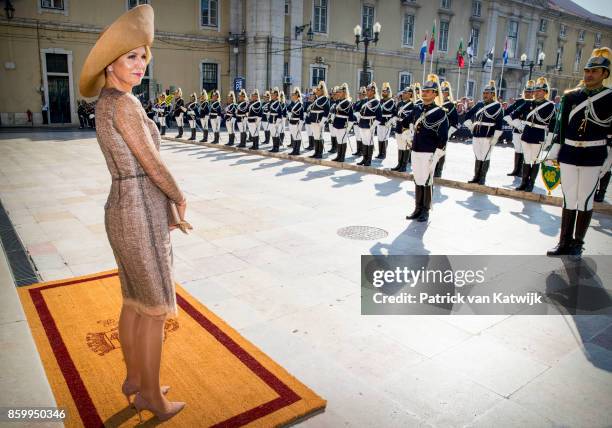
xmin=429 ymin=148 xmax=445 ymax=175
xmin=512 ymin=118 xmax=524 ymax=132
xmin=545 ymin=144 xmax=561 ymax=161
xmin=355 ymin=112 xmax=361 ymax=121
xmin=543 ymin=133 xmax=555 ymax=150
xmin=89 ymin=114 xmax=95 ymax=119
xmin=464 ymin=119 xmax=474 ymax=132
xmin=491 ymin=130 xmax=503 ymax=146
xmin=503 ymin=115 xmax=513 ymax=126
xmin=180 ymin=106 xmax=187 ymax=112
xmin=447 ymin=126 xmax=457 ymax=139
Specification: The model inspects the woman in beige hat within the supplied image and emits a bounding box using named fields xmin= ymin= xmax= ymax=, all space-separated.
xmin=79 ymin=4 xmax=187 ymax=422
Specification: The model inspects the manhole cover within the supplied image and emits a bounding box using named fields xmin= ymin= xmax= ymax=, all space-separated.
xmin=337 ymin=226 xmax=388 ymax=241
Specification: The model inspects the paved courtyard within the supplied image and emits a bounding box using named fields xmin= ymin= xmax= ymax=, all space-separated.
xmin=0 ymin=129 xmax=611 ymax=427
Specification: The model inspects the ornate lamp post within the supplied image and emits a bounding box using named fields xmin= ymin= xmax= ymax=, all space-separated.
xmin=520 ymin=51 xmax=546 ymax=81
xmin=354 ymin=21 xmax=381 ymax=88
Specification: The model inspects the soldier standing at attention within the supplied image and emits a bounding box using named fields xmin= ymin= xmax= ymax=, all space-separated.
xmin=503 ymin=80 xmax=535 ymax=176
xmin=235 ymin=89 xmax=249 ymax=148
xmin=391 ymin=86 xmax=416 ymax=172
xmin=356 ymin=82 xmax=381 ymax=166
xmin=330 ymin=83 xmax=355 ymax=163
xmin=376 ymin=82 xmax=396 ymax=160
xmin=224 ymin=91 xmax=237 ymax=146
xmin=208 ymin=90 xmax=223 ymax=144
xmin=198 ymin=90 xmax=210 ymax=143
xmin=288 ymin=87 xmax=305 ymax=156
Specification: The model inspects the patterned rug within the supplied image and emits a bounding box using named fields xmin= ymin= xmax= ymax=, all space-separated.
xmin=18 ymin=270 xmax=326 ymax=427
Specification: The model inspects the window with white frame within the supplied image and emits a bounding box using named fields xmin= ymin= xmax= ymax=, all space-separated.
xmin=471 ymin=27 xmax=480 ymax=57
xmin=574 ymin=46 xmax=582 ymax=72
xmin=555 ymin=46 xmax=564 ymax=70
xmin=440 ymin=0 xmax=451 ymax=10
xmin=128 ymin=0 xmax=148 ymax=9
xmin=539 ymin=19 xmax=547 ymax=33
xmin=472 ymin=0 xmax=481 ymax=17
xmin=439 ymin=20 xmax=449 ymax=52
xmin=41 ymin=0 xmax=64 ymax=9
xmin=285 ymin=0 xmax=290 ymax=15
xmin=595 ymin=32 xmax=602 ymax=47
xmin=402 ymin=14 xmax=415 ymax=47
xmin=399 ymin=72 xmax=412 ymax=91
xmin=200 ymin=0 xmax=218 ymax=28
xmin=362 ymin=5 xmax=375 ymax=34
xmin=201 ymin=62 xmax=218 ymax=92
xmin=467 ymin=80 xmax=475 ymax=98
xmin=559 ymin=24 xmax=567 ymax=38
xmin=311 ymin=66 xmax=326 ymax=87
xmin=313 ymin=0 xmax=327 ymax=33
xmin=508 ymin=20 xmax=518 ymax=58
xmin=578 ymin=29 xmax=585 ymax=42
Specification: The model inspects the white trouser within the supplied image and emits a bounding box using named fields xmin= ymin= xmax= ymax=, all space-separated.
xmin=158 ymin=117 xmax=166 ymax=127
xmin=306 ymin=123 xmax=313 ymax=137
xmin=396 ymin=129 xmax=413 ymax=150
xmin=188 ymin=115 xmax=196 ymax=128
xmin=210 ymin=116 xmax=221 ymax=133
xmin=289 ymin=122 xmax=303 ymax=140
xmin=521 ymin=140 xmax=543 ymax=165
xmin=270 ymin=119 xmax=283 ymax=137
xmin=512 ymin=132 xmax=523 ymax=153
xmin=227 ymin=118 xmax=235 ymax=134
xmin=175 ymin=114 xmax=184 ymax=127
xmin=247 ymin=120 xmax=260 ymax=138
xmin=359 ymin=126 xmax=376 ymax=146
xmin=412 ymin=151 xmax=437 ymax=186
xmin=153 ymin=116 xmax=159 ymax=123
xmin=331 ymin=126 xmax=350 ymax=144
xmin=237 ymin=118 xmax=247 ymax=133
xmin=261 ymin=120 xmax=270 ymax=131
xmin=354 ymin=125 xmax=362 ymax=142
xmin=376 ymin=124 xmax=391 ymax=142
xmin=311 ymin=121 xmax=325 ymax=139
xmin=472 ymin=137 xmax=495 ymax=161
xmin=199 ymin=118 xmax=207 ymax=131
xmin=560 ymin=163 xmax=601 ymax=211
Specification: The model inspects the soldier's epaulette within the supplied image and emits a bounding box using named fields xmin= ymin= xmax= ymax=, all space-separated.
xmin=563 ymin=86 xmax=582 ymax=96
xmin=441 ymin=106 xmax=449 ymax=113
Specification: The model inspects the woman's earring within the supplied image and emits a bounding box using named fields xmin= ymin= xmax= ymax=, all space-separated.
xmin=108 ymin=66 xmax=114 ymax=72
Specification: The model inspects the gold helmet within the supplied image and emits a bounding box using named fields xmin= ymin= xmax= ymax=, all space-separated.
xmin=199 ymin=90 xmax=208 ymax=102
xmin=440 ymin=80 xmax=454 ymax=102
xmin=227 ymin=91 xmax=236 ymax=103
xmin=381 ymin=82 xmax=392 ymax=98
xmin=423 ymin=74 xmax=444 ymax=106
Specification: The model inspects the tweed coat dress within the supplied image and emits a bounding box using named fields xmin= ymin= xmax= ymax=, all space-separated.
xmin=96 ymin=87 xmax=185 ymax=318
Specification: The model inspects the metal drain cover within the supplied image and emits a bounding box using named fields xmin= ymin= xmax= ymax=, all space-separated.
xmin=337 ymin=226 xmax=388 ymax=241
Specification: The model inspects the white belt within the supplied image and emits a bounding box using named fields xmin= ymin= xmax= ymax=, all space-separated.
xmin=361 ymin=116 xmax=375 ymax=119
xmin=382 ymin=114 xmax=392 ymax=117
xmin=525 ymin=122 xmax=547 ymax=130
xmin=564 ymin=139 xmax=607 ymax=148
xmin=335 ymin=114 xmax=348 ymax=118
xmin=474 ymin=121 xmax=495 ymax=127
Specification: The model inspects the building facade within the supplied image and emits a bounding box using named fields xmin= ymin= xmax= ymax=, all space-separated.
xmin=1 ymin=0 xmax=610 ymax=126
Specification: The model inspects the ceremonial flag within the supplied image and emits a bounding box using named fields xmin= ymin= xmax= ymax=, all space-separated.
xmin=420 ymin=33 xmax=428 ymax=64
xmin=467 ymin=30 xmax=474 ymax=63
xmin=482 ymin=46 xmax=494 ymax=67
xmin=428 ymin=20 xmax=436 ymax=55
xmin=502 ymin=37 xmax=509 ymax=65
xmin=457 ymin=39 xmax=465 ymax=68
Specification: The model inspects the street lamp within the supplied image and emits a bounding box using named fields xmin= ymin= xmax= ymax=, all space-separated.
xmin=354 ymin=21 xmax=381 ymax=87
xmin=295 ymin=22 xmax=314 ymax=41
xmin=520 ymin=51 xmax=546 ymax=81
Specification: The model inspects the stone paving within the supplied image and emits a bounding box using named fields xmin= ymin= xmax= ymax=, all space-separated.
xmin=0 ymin=129 xmax=611 ymax=427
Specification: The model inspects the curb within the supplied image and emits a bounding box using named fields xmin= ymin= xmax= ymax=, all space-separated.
xmin=162 ymin=136 xmax=612 ymax=216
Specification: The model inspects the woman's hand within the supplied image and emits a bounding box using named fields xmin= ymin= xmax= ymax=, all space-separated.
xmin=176 ymin=199 xmax=187 ymax=221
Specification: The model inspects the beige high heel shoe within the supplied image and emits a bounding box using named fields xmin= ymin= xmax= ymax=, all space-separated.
xmin=133 ymin=392 xmax=185 ymax=423
xmin=121 ymin=380 xmax=170 ymax=407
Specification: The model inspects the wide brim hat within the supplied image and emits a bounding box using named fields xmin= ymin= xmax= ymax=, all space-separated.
xmin=79 ymin=5 xmax=154 ymax=98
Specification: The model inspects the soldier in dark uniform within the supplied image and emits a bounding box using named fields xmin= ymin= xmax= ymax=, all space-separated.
xmin=268 ymin=87 xmax=284 ymax=153
xmin=503 ymin=80 xmax=535 ymax=176
xmin=307 ymin=81 xmax=330 ymax=159
xmin=208 ymin=90 xmax=223 ymax=144
xmin=376 ymin=82 xmax=396 ymax=160
xmin=186 ymin=93 xmax=199 ymax=141
xmin=198 ymin=90 xmax=210 ymax=143
xmin=545 ymin=47 xmax=612 ymax=257
xmin=261 ymin=91 xmax=271 ymax=145
xmin=392 ymin=86 xmax=416 ymax=172
xmin=288 ymin=87 xmax=305 ymax=155
xmin=154 ymin=93 xmax=168 ymax=136
xmin=224 ymin=91 xmax=237 ymax=146
xmin=435 ymin=81 xmax=458 ymax=177
xmin=462 ymin=80 xmax=504 ymax=185
xmin=413 ymin=82 xmax=423 ymax=107
xmin=352 ymin=87 xmax=367 ymax=157
xmin=327 ymin=87 xmax=338 ymax=154
xmin=406 ymin=74 xmax=449 ymax=222
xmin=330 ymin=83 xmax=355 ymax=163
xmin=279 ymin=91 xmax=288 ymax=147
xmin=304 ymin=90 xmax=315 ymax=151
xmin=509 ymin=77 xmax=556 ymax=192
xmin=172 ymin=88 xmax=186 ymax=138
xmin=356 ymin=82 xmax=381 ymax=166
xmin=235 ymin=89 xmax=249 ymax=147
xmin=247 ymin=89 xmax=262 ymax=150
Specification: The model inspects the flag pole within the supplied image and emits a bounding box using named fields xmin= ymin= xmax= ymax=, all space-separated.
xmin=429 ymin=20 xmax=435 ymax=75
xmin=429 ymin=46 xmax=434 ymax=75
xmin=457 ymin=66 xmax=461 ymax=99
xmin=465 ymin=58 xmax=471 ymax=99
xmin=498 ymin=62 xmax=505 ymax=99
xmin=422 ymin=32 xmax=427 ymax=84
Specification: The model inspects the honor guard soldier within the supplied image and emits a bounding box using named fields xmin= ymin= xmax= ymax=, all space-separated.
xmin=247 ymin=89 xmax=262 ymax=150
xmin=261 ymin=91 xmax=271 ymax=145
xmin=463 ymin=80 xmax=504 ymax=185
xmin=186 ymin=93 xmax=199 ymax=141
xmin=154 ymin=93 xmax=168 ymax=136
xmin=352 ymin=87 xmax=367 ymax=157
xmin=413 ymin=82 xmax=423 ymax=107
xmin=357 ymin=82 xmax=381 ymax=166
xmin=509 ymin=77 xmax=556 ymax=192
xmin=268 ymin=87 xmax=284 ymax=153
xmin=406 ymin=74 xmax=449 ymax=222
xmin=279 ymin=91 xmax=288 ymax=146
xmin=327 ymin=87 xmax=338 ymax=154
xmin=208 ymin=90 xmax=223 ymax=144
xmin=545 ymin=47 xmax=612 ymax=257
xmin=308 ymin=81 xmax=331 ymax=159
xmin=376 ymin=82 xmax=397 ymax=159
xmin=435 ymin=81 xmax=458 ymax=177
xmin=330 ymin=83 xmax=355 ymax=163
xmin=172 ymin=88 xmax=186 ymax=138
xmin=198 ymin=90 xmax=210 ymax=142
xmin=77 ymin=100 xmax=88 ymax=129
xmin=504 ymin=80 xmax=535 ymax=176
xmin=304 ymin=90 xmax=316 ymax=151
xmin=235 ymin=89 xmax=249 ymax=147
xmin=224 ymin=91 xmax=238 ymax=146
xmin=392 ymin=86 xmax=417 ymax=172
xmin=288 ymin=87 xmax=305 ymax=155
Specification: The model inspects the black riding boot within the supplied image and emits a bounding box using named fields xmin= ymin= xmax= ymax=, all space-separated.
xmin=406 ymin=149 xmax=412 ymax=164
xmin=398 ymin=150 xmax=409 ymax=172
xmin=189 ymin=128 xmax=196 ymax=141
xmin=269 ymin=137 xmax=280 ymax=153
xmin=547 ymin=209 xmax=577 ymax=256
xmin=594 ymin=171 xmax=610 ymax=202
xmin=376 ymin=140 xmax=387 ymax=159
xmin=363 ymin=145 xmax=373 ymax=166
xmin=392 ymin=150 xmax=404 ymax=171
xmin=250 ymin=136 xmax=259 ymax=150
xmin=478 ymin=160 xmax=490 ymax=185
xmin=434 ymin=156 xmax=445 ymax=178
xmin=516 ymin=164 xmax=532 ymax=191
xmin=226 ymin=133 xmax=235 ymax=146
xmin=406 ymin=185 xmax=423 ymax=220
xmin=507 ymin=153 xmax=523 ymax=176
xmin=353 ymin=140 xmax=363 ymax=156
xmin=264 ymin=130 xmax=271 ymax=145
xmin=333 ymin=144 xmax=346 ymax=162
xmin=212 ymin=132 xmax=219 ymax=144
xmin=160 ymin=125 xmax=166 ymax=136
xmin=524 ymin=164 xmax=540 ymax=192
xmin=200 ymin=129 xmax=208 ymax=143
xmin=289 ymin=138 xmax=300 ymax=155
xmin=468 ymin=160 xmax=482 ymax=183
xmin=177 ymin=126 xmax=184 ymax=138
xmin=329 ymin=137 xmax=338 ymax=154
xmin=238 ymin=132 xmax=247 ymax=148
xmin=417 ymin=185 xmax=432 ymax=222
xmin=311 ymin=140 xmax=323 ymax=159
xmin=571 ymin=210 xmax=593 ymax=257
